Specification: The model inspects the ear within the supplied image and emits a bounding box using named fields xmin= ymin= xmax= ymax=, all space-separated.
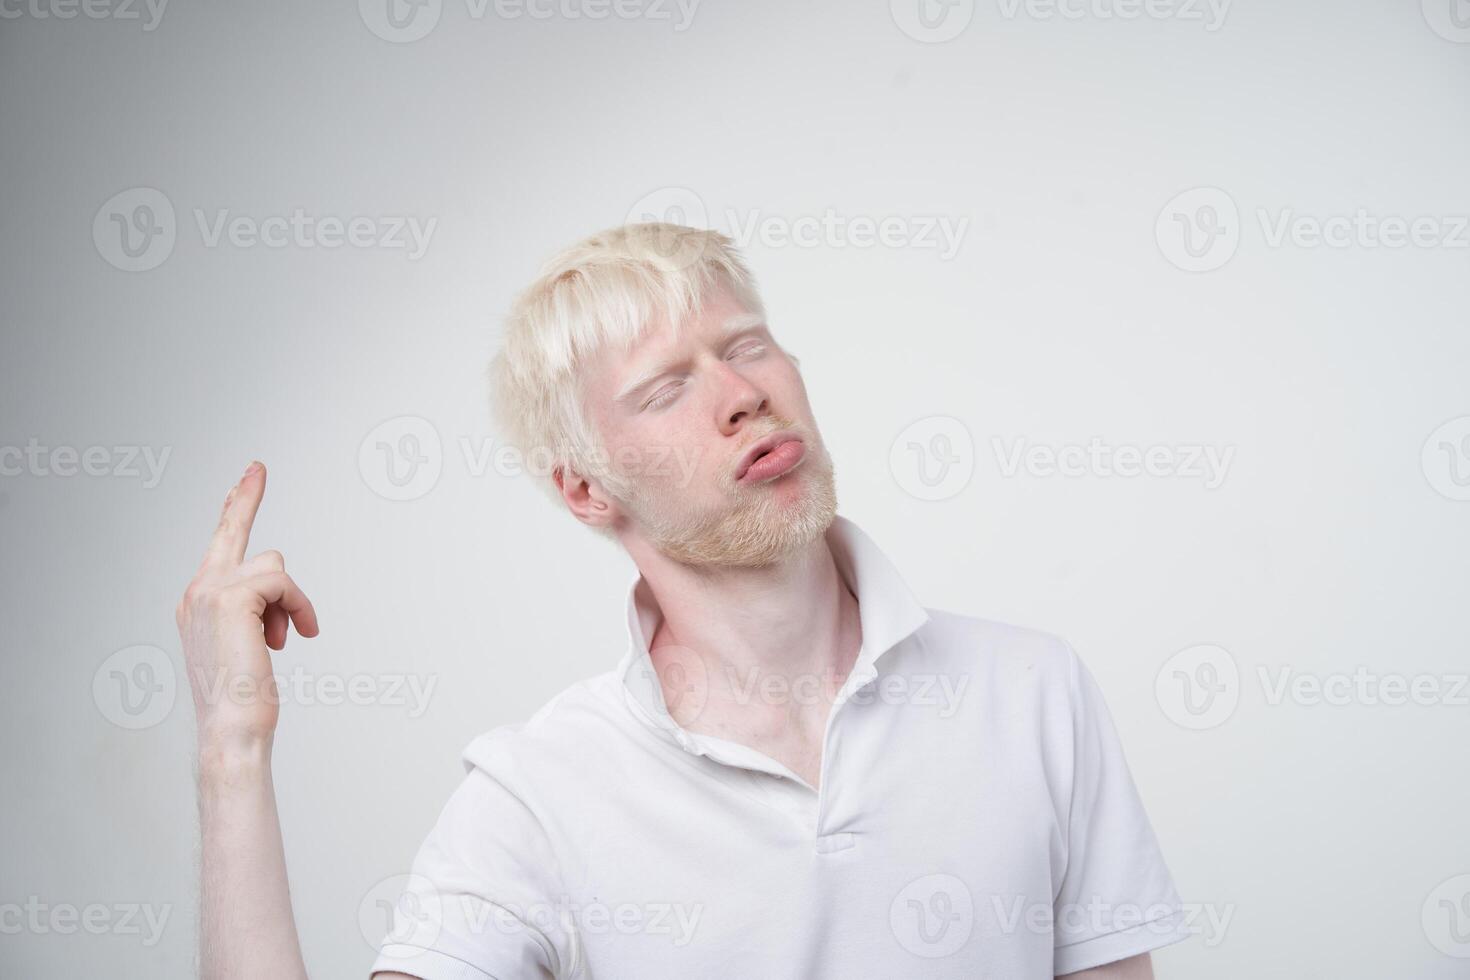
xmin=554 ymin=464 xmax=622 ymax=529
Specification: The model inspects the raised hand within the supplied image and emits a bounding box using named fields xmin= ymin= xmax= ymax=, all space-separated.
xmin=175 ymin=461 xmax=319 ymax=753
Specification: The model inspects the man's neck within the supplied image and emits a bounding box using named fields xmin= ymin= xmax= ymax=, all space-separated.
xmin=630 ymin=530 xmax=864 ymax=749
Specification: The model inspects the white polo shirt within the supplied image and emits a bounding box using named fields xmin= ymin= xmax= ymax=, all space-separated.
xmin=371 ymin=515 xmax=1189 ymax=979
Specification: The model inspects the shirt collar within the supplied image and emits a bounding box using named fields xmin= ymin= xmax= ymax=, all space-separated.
xmin=615 ymin=513 xmax=931 ymax=744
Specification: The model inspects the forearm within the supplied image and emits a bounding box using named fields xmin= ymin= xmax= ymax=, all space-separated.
xmin=198 ymin=739 xmax=308 ymax=980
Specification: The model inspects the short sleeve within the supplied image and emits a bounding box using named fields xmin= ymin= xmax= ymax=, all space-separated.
xmin=369 ymin=762 xmax=577 ymax=980
xmin=1052 ymin=645 xmax=1191 ymax=975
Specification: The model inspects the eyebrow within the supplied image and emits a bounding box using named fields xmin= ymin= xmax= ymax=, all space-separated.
xmin=613 ymin=313 xmax=770 ymax=406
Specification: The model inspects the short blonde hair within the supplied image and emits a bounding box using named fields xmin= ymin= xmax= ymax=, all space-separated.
xmin=488 ymin=222 xmax=766 ymax=515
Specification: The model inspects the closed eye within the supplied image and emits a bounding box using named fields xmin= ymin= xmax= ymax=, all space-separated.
xmin=643 ymin=343 xmax=767 ymax=410
xmin=645 ymin=381 xmax=685 ymax=409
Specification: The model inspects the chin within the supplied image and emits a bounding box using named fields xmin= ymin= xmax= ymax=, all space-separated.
xmin=639 ymin=454 xmax=838 ymax=568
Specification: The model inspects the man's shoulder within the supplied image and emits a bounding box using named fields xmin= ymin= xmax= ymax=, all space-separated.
xmin=455 ymin=667 xmax=638 ymax=782
xmin=915 ymin=606 xmax=1083 ymax=687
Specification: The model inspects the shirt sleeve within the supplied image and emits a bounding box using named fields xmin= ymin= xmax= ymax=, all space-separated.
xmin=1051 ymin=643 xmax=1191 ymax=976
xmin=369 ymin=757 xmax=577 ymax=980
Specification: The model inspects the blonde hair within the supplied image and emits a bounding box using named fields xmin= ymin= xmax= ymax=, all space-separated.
xmin=488 ymin=222 xmax=766 ymax=518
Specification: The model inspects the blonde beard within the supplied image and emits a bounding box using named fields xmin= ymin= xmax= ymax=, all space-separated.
xmin=620 ymin=442 xmax=838 ymax=568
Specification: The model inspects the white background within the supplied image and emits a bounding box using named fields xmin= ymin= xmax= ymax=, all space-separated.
xmin=2 ymin=0 xmax=1468 ymax=976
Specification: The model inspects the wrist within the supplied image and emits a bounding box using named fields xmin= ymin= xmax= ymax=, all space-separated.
xmin=197 ymin=727 xmax=274 ymax=779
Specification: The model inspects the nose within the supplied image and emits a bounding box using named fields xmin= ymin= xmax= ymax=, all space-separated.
xmin=716 ymin=362 xmax=769 ymax=437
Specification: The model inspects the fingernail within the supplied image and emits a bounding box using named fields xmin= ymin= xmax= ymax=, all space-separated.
xmin=243 ymin=460 xmax=262 ymax=478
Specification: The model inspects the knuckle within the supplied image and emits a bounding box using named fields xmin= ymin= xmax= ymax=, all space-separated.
xmin=204 ymin=587 xmax=235 ymax=614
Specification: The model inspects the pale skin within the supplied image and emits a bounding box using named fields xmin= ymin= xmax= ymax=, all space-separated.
xmin=182 ymin=287 xmax=1152 ymax=979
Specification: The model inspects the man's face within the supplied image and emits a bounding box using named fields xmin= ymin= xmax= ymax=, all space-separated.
xmin=577 ymin=277 xmax=837 ymax=568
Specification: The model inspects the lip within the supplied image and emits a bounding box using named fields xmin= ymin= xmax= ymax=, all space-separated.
xmin=735 ymin=432 xmax=802 ymax=482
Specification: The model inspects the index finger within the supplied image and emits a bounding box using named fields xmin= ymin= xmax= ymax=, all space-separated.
xmin=202 ymin=460 xmax=267 ymax=569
